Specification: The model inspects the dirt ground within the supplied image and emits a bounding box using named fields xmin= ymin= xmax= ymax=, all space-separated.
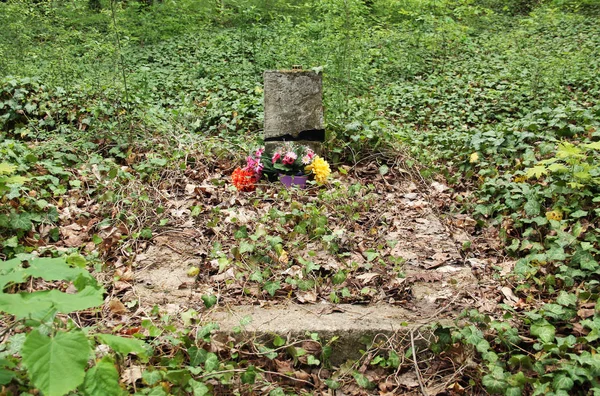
xmin=107 ymin=164 xmax=508 ymax=330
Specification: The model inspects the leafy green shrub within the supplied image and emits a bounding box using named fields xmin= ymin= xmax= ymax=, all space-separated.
xmin=0 ymin=255 xmax=113 ymax=396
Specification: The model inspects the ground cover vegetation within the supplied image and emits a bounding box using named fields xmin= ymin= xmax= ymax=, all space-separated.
xmin=1 ymin=0 xmax=600 ymax=394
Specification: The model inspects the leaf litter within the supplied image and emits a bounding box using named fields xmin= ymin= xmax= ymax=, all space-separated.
xmin=9 ymin=145 xmax=511 ymax=395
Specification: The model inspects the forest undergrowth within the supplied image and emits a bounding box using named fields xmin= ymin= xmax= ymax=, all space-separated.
xmin=1 ymin=0 xmax=600 ymax=394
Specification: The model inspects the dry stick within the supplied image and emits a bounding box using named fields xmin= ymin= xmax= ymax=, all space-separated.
xmin=411 ymin=329 xmax=428 ymax=396
xmin=262 ymin=370 xmax=315 ymax=386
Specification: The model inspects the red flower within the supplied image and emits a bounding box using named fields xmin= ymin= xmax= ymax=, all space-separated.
xmin=232 ymin=167 xmax=257 ymax=191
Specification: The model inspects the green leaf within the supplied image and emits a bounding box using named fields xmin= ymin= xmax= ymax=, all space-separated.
xmin=188 ymin=379 xmax=209 ymax=396
xmin=584 ymin=142 xmax=600 ymax=150
xmin=25 ymin=257 xmax=90 ymax=282
xmin=250 ymin=270 xmax=263 ymax=282
xmin=388 ymin=350 xmax=400 ymax=368
xmin=572 ymin=248 xmax=598 ymax=271
xmin=332 ymin=270 xmax=347 ymax=285
xmin=140 ymin=228 xmax=153 ymax=239
xmin=201 ymin=294 xmax=217 ymax=308
xmin=556 ymin=291 xmax=577 ymax=307
xmin=0 ymin=163 xmax=17 ymax=175
xmin=552 ymin=372 xmax=574 ymax=390
xmin=239 ymin=241 xmax=255 ymax=254
xmin=506 ymin=386 xmax=522 ymax=396
xmin=197 ymin=323 xmax=219 ymax=341
xmin=0 ymin=270 xmax=27 ymax=290
xmin=146 ymin=386 xmax=168 ymax=396
xmin=10 ymin=213 xmax=33 ymax=231
xmin=165 ymin=369 xmax=191 ymax=385
xmin=524 ymin=196 xmax=541 ymax=216
xmin=542 ymin=303 xmax=567 ymax=320
xmin=530 ymin=320 xmax=555 ymax=343
xmin=263 ymin=281 xmax=281 ymax=296
xmin=475 ymin=338 xmax=491 ymax=353
xmin=303 ymin=259 xmax=320 ymax=273
xmin=234 ymin=226 xmax=248 ymax=239
xmin=570 ymin=210 xmax=588 ymax=218
xmin=204 ymin=352 xmax=219 ymax=372
xmin=188 ymin=347 xmax=208 ymax=366
xmin=364 ymin=250 xmax=379 ymax=262
xmin=3 ymin=175 xmax=28 ymax=185
xmin=507 ymin=371 xmax=527 ymax=387
xmin=0 ymin=368 xmax=15 ymax=385
xmin=307 ymin=355 xmax=320 ymax=365
xmin=82 ymin=356 xmax=123 ymax=396
xmin=241 ymin=366 xmax=256 ymax=384
xmin=526 ymin=165 xmax=548 ymax=179
xmin=181 ymin=309 xmax=198 ymax=327
xmin=547 ymin=163 xmax=568 ymax=173
xmin=96 ymin=334 xmax=147 ymax=357
xmin=325 ymin=379 xmax=341 ymax=389
xmin=0 ymin=286 xmax=104 ymax=320
xmin=260 ymin=345 xmax=278 ymax=360
xmin=66 ymin=254 xmax=87 ymax=268
xmin=22 ymin=330 xmax=90 ymax=396
xmin=142 ymin=370 xmax=163 ymax=386
xmin=353 ymin=372 xmax=374 ymax=389
xmin=482 ymin=367 xmax=507 ymax=393
xmin=273 ymin=335 xmax=286 ymax=347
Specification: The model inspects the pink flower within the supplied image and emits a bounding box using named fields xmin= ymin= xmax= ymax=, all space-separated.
xmin=272 ymin=152 xmax=281 ymax=164
xmin=282 ymin=151 xmax=297 ymax=165
xmin=301 ymin=155 xmax=312 ymax=165
xmin=255 ymin=148 xmax=264 ymax=158
xmin=306 ymin=149 xmax=315 ymax=160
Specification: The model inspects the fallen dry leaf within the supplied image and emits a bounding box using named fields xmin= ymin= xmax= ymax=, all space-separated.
xmin=577 ymin=308 xmax=595 ymax=319
xmin=107 ymin=298 xmax=128 ymax=315
xmin=356 ymin=272 xmax=379 ymax=284
xmin=122 ymin=365 xmax=143 ymax=384
xmin=501 ymin=287 xmax=519 ymax=305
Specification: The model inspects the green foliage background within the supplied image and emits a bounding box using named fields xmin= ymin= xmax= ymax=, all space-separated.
xmin=2 ymin=0 xmax=600 ymax=394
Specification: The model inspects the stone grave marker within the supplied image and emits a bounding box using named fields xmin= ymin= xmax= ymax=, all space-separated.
xmin=263 ymin=69 xmax=324 ymax=151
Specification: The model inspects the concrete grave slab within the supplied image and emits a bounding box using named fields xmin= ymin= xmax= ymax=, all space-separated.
xmin=206 ymin=303 xmax=444 ymax=364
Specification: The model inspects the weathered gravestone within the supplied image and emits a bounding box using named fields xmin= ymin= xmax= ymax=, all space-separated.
xmin=263 ymin=70 xmax=324 ymax=151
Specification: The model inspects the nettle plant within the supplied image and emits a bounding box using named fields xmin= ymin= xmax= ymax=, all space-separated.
xmin=0 ymin=255 xmax=152 ymax=396
xmin=526 ymin=141 xmax=600 ymax=191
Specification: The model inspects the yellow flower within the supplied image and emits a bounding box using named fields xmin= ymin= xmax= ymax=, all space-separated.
xmin=305 ymin=156 xmax=331 ymax=184
xmin=470 ymin=152 xmax=479 ymax=163
xmin=546 ymin=210 xmax=563 ymax=221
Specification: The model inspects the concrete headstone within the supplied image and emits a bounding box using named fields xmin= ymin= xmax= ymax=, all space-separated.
xmin=263 ymin=70 xmax=324 ymax=148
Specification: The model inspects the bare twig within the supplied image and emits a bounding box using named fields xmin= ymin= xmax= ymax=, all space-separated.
xmin=411 ymin=329 xmax=428 ymax=396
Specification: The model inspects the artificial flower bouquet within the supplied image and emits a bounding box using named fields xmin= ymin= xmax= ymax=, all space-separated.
xmin=231 ymin=142 xmax=331 ymax=191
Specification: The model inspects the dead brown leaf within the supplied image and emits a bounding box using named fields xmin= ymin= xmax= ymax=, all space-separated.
xmin=577 ymin=308 xmax=595 ymax=319
xmin=356 ymin=272 xmax=379 ymax=284
xmin=122 ymin=365 xmax=143 ymax=385
xmin=107 ymin=298 xmax=128 ymax=315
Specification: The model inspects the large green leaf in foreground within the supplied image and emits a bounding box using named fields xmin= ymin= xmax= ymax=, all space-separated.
xmin=22 ymin=330 xmax=90 ymax=396
xmin=0 ymin=286 xmax=104 ymax=319
xmin=0 ymin=256 xmax=104 ymax=319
